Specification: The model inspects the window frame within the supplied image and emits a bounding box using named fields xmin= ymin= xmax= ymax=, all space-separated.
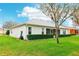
xmin=28 ymin=27 xmax=32 ymax=35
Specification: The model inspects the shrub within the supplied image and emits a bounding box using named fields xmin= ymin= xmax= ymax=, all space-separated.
xmin=19 ymin=31 xmax=24 ymax=40
xmin=59 ymin=34 xmax=76 ymax=37
xmin=27 ymin=34 xmax=76 ymax=40
xmin=19 ymin=35 xmax=24 ymax=40
xmin=27 ymin=34 xmax=53 ymax=40
xmin=6 ymin=30 xmax=10 ymax=35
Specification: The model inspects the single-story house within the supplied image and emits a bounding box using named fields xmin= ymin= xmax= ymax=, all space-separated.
xmin=10 ymin=19 xmax=79 ymax=40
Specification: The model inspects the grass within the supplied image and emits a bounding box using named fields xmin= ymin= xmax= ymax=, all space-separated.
xmin=0 ymin=35 xmax=79 ymax=56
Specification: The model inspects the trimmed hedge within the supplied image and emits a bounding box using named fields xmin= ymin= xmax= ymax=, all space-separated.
xmin=27 ymin=34 xmax=76 ymax=40
xmin=59 ymin=34 xmax=76 ymax=37
xmin=27 ymin=34 xmax=53 ymax=40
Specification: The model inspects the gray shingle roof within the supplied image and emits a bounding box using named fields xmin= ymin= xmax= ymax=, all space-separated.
xmin=26 ymin=19 xmax=55 ymax=27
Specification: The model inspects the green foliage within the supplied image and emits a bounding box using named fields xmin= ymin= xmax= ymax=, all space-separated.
xmin=59 ymin=34 xmax=76 ymax=37
xmin=6 ymin=30 xmax=10 ymax=35
xmin=27 ymin=34 xmax=53 ymax=40
xmin=27 ymin=34 xmax=76 ymax=40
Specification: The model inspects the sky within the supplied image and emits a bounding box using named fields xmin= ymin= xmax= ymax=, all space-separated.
xmin=0 ymin=3 xmax=73 ymax=28
xmin=0 ymin=3 xmax=39 ymax=28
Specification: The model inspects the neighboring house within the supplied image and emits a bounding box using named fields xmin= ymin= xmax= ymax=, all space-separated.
xmin=60 ymin=26 xmax=79 ymax=35
xmin=10 ymin=19 xmax=78 ymax=40
xmin=71 ymin=18 xmax=79 ymax=35
xmin=0 ymin=28 xmax=4 ymax=34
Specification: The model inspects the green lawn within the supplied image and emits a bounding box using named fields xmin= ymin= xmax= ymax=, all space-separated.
xmin=0 ymin=35 xmax=79 ymax=56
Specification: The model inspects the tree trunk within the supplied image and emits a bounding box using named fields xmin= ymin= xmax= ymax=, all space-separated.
xmin=56 ymin=27 xmax=59 ymax=44
xmin=55 ymin=23 xmax=59 ymax=44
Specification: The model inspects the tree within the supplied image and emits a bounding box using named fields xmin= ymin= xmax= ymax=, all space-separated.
xmin=72 ymin=7 xmax=79 ymax=35
xmin=2 ymin=21 xmax=18 ymax=35
xmin=39 ymin=3 xmax=79 ymax=44
xmin=73 ymin=7 xmax=79 ymax=23
xmin=3 ymin=21 xmax=18 ymax=29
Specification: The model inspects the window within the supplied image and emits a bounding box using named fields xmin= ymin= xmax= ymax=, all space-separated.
xmin=46 ymin=29 xmax=51 ymax=35
xmin=53 ymin=29 xmax=56 ymax=35
xmin=28 ymin=27 xmax=32 ymax=35
xmin=51 ymin=30 xmax=53 ymax=35
xmin=42 ymin=28 xmax=44 ymax=35
xmin=63 ymin=29 xmax=66 ymax=35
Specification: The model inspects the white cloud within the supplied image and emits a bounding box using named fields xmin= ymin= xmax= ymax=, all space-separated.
xmin=17 ymin=6 xmax=51 ymax=21
xmin=17 ymin=12 xmax=27 ymax=17
xmin=23 ymin=7 xmax=40 ymax=13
